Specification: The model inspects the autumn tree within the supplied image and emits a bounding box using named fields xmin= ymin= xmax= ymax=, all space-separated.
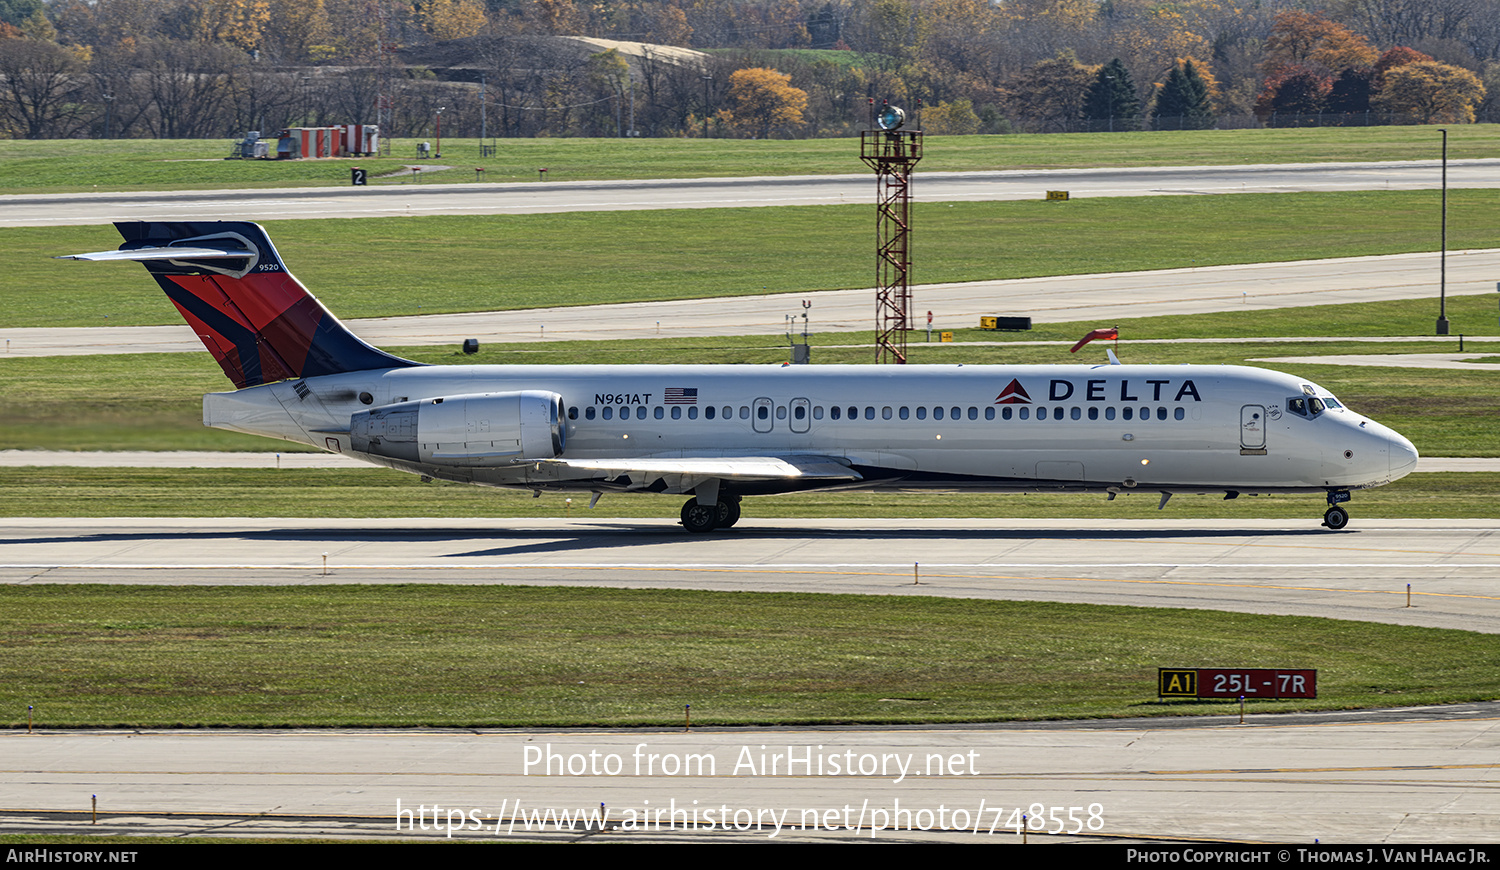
xmin=1081 ymin=58 xmax=1140 ymax=131
xmin=1373 ymin=45 xmax=1432 ymax=86
xmin=261 ymin=0 xmax=329 ymax=62
xmin=996 ymin=0 xmax=1099 ymax=77
xmin=1374 ymin=60 xmax=1486 ymax=122
xmin=725 ymin=66 xmax=806 ymax=137
xmin=917 ymin=0 xmax=1000 ymax=85
xmin=1262 ymin=10 xmax=1377 ymax=79
xmin=1103 ymin=0 xmax=1210 ymax=94
xmin=187 ymin=0 xmax=270 ymax=52
xmin=420 ymin=0 xmax=487 ymax=41
xmin=923 ymin=97 xmax=979 ymax=134
xmin=1006 ymin=51 xmax=1093 ymax=132
xmin=526 ymin=0 xmax=583 ymax=35
xmin=863 ymin=0 xmax=923 ymax=67
xmin=1152 ymin=58 xmax=1213 ymax=129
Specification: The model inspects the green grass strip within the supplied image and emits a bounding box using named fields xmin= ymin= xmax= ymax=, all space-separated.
xmin=12 ymin=189 xmax=1500 ymax=327
xmin=5 ymin=586 xmax=1496 ymax=727
xmin=3 ymin=127 xmax=1499 ymax=192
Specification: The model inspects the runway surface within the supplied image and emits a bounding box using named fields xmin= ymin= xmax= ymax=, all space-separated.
xmin=5 ymin=514 xmax=1500 ymax=843
xmin=7 ymin=520 xmax=1500 ymax=843
xmin=11 ymin=249 xmax=1500 ymax=356
xmin=5 ymin=517 xmax=1499 ymax=635
xmin=5 ymin=706 xmax=1499 ymax=843
xmin=5 ymin=160 xmax=1497 ymax=227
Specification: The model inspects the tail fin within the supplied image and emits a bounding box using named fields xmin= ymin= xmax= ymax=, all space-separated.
xmin=61 ymin=221 xmax=419 ymax=389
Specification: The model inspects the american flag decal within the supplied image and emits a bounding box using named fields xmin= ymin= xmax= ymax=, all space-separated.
xmin=664 ymin=387 xmax=698 ymax=404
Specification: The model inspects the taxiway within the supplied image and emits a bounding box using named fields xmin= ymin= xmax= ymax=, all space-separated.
xmin=5 ymin=161 xmax=1498 ymax=227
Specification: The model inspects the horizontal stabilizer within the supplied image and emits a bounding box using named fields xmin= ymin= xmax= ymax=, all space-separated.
xmin=58 ymin=244 xmax=254 ymax=262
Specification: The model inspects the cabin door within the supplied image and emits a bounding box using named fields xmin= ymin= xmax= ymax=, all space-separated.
xmin=1240 ymin=405 xmax=1266 ymax=450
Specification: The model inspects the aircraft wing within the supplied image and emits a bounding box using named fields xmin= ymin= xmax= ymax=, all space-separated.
xmin=545 ymin=455 xmax=862 ymax=483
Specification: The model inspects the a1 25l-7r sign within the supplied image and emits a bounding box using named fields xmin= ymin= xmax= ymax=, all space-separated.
xmin=1158 ymin=668 xmax=1317 ymax=699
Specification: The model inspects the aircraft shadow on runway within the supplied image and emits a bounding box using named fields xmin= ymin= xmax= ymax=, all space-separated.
xmin=4 ymin=524 xmax=1329 ymax=559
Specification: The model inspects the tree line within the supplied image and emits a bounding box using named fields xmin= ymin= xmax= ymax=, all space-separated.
xmin=0 ymin=0 xmax=1495 ymax=140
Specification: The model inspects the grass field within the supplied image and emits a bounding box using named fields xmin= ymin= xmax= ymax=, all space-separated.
xmin=3 ymin=127 xmax=1498 ymax=193
xmin=7 ymin=586 xmax=1497 ymax=727
xmin=10 ymin=189 xmax=1500 ymax=327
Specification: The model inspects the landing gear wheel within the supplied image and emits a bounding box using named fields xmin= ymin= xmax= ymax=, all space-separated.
xmin=1322 ymin=506 xmax=1350 ymax=530
xmin=717 ymin=498 xmax=741 ymax=529
xmin=681 ymin=498 xmax=719 ymax=533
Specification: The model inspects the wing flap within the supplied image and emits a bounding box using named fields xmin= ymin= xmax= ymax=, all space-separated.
xmin=545 ymin=455 xmax=861 ymax=481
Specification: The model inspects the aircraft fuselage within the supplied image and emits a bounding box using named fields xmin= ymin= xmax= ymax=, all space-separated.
xmin=204 ymin=362 xmax=1417 ymax=498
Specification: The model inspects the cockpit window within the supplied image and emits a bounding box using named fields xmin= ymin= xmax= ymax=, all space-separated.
xmin=1289 ymin=395 xmax=1339 ymax=418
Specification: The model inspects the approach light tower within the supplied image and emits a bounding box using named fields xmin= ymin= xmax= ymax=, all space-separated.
xmin=861 ymin=101 xmax=922 ymax=364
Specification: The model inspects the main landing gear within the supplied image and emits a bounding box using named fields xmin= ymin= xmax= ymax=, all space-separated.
xmin=1322 ymin=490 xmax=1351 ymax=530
xmin=680 ymin=496 xmax=741 ymax=533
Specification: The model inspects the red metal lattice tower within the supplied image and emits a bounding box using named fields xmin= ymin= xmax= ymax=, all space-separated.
xmin=860 ymin=118 xmax=923 ymax=364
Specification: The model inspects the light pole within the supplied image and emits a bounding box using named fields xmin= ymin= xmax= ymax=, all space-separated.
xmin=435 ymin=106 xmax=445 ymax=158
xmin=1437 ymin=128 xmax=1449 ymax=335
xmin=702 ymin=75 xmax=712 ymax=139
xmin=1105 ymin=74 xmax=1114 ymax=133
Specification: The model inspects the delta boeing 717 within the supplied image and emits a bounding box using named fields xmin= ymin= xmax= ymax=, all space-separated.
xmin=63 ymin=221 xmax=1417 ymax=532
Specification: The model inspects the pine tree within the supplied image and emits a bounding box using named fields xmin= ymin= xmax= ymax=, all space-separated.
xmin=1081 ymin=59 xmax=1140 ymax=132
xmin=1152 ymin=60 xmax=1215 ymax=130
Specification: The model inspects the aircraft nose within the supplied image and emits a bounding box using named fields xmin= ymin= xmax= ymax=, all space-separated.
xmin=1389 ymin=430 xmax=1419 ymax=479
xmin=1335 ymin=417 xmax=1415 ymax=486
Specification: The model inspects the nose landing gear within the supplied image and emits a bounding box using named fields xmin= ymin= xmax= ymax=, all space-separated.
xmin=1323 ymin=490 xmax=1351 ymax=530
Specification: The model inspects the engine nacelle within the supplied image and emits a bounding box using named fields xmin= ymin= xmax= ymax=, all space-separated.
xmin=349 ymin=390 xmax=565 ymax=467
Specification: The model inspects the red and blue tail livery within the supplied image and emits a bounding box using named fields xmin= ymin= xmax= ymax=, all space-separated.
xmin=63 ymin=221 xmax=417 ymax=389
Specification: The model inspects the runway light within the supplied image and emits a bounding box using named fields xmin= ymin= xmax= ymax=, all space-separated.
xmin=877 ymin=105 xmax=906 ymax=131
xmin=1140 ymin=458 xmax=1150 ymax=465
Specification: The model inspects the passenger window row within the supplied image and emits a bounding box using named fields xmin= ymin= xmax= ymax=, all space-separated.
xmin=566 ymin=404 xmax=1188 ymax=423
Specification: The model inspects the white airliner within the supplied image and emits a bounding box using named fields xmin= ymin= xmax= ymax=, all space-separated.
xmin=64 ymin=221 xmax=1418 ymax=532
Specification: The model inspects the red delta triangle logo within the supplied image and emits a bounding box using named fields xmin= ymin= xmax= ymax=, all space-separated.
xmin=994 ymin=378 xmax=1032 ymax=405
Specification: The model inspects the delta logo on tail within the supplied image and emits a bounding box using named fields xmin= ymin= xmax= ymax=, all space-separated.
xmin=994 ymin=379 xmax=1032 ymax=404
